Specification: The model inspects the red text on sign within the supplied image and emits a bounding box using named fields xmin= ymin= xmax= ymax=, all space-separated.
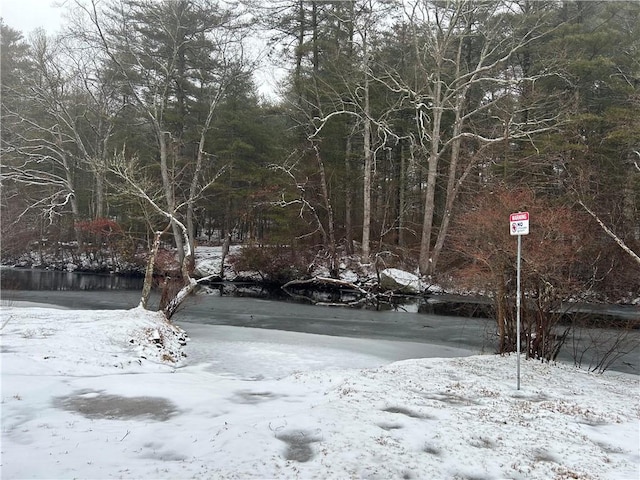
xmin=509 ymin=212 xmax=529 ymax=222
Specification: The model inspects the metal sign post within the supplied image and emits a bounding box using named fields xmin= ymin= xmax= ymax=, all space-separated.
xmin=509 ymin=212 xmax=529 ymax=390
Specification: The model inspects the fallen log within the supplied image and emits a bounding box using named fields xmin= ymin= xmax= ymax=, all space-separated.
xmin=282 ymin=276 xmax=369 ymax=295
xmin=282 ymin=276 xmax=375 ymax=306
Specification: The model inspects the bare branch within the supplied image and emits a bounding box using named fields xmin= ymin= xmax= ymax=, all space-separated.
xmin=578 ymin=200 xmax=640 ymax=266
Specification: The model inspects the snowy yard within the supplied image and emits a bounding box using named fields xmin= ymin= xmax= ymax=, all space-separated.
xmin=1 ymin=305 xmax=638 ymax=479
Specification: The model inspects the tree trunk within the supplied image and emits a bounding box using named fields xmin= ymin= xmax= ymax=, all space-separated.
xmin=345 ymin=130 xmax=354 ymax=254
xmin=95 ymin=165 xmax=105 ymax=219
xmin=162 ymin=217 xmax=197 ymax=319
xmin=60 ymin=149 xmax=82 ymax=247
xmin=418 ymin=86 xmax=443 ymax=275
xmin=430 ymin=110 xmax=464 ymax=273
xmin=220 ymin=232 xmax=231 ymax=279
xmin=139 ymin=230 xmax=163 ymax=309
xmin=398 ymin=141 xmax=406 ymax=247
xmin=362 ymin=54 xmax=372 ymax=263
xmin=159 ymin=131 xmax=185 ymax=265
xmin=314 ymin=144 xmax=338 ymax=277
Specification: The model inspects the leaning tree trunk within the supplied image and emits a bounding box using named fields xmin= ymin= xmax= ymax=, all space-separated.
xmin=162 ymin=224 xmax=197 ymax=320
xmin=139 ymin=230 xmax=163 ymax=309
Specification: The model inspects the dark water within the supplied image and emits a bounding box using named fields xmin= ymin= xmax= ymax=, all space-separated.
xmin=1 ymin=267 xmax=639 ymax=374
xmin=0 ymin=267 xmax=491 ymax=317
xmin=1 ymin=267 xmax=638 ymax=321
xmin=1 ymin=267 xmax=145 ymax=291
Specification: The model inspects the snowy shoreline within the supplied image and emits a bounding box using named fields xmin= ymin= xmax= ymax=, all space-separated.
xmin=1 ymin=305 xmax=638 ymax=479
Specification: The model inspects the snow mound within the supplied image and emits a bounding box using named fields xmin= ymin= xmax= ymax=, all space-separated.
xmin=193 ymin=245 xmax=240 ymax=279
xmin=0 ymin=306 xmax=188 ymax=375
xmin=379 ymin=268 xmax=424 ymax=294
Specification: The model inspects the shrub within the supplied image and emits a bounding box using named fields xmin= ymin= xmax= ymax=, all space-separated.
xmin=448 ymin=187 xmax=592 ymax=362
xmin=230 ymin=244 xmax=311 ymax=284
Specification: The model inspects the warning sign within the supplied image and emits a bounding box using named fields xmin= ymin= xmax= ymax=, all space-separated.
xmin=509 ymin=212 xmax=529 ymax=236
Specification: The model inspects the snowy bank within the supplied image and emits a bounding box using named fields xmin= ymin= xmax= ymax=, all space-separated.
xmin=1 ymin=306 xmax=638 ymax=479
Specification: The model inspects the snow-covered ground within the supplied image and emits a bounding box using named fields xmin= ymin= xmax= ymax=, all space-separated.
xmin=1 ymin=305 xmax=639 ymax=479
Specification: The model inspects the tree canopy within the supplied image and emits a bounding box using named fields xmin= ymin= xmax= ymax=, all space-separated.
xmin=1 ymin=1 xmax=638 ymax=304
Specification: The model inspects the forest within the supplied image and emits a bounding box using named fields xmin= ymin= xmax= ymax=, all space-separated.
xmin=1 ymin=1 xmax=639 ymax=322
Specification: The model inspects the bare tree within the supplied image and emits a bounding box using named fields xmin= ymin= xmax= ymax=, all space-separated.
xmin=77 ymin=0 xmax=246 ymax=262
xmin=270 ymin=141 xmax=339 ymax=276
xmin=378 ymin=0 xmax=564 ymax=275
xmin=73 ymin=0 xmax=250 ymax=317
xmin=577 ymin=200 xmax=640 ymax=266
xmin=322 ymin=0 xmax=400 ymax=263
xmin=1 ymin=22 xmax=128 ymax=244
xmin=108 ymin=153 xmax=220 ymax=318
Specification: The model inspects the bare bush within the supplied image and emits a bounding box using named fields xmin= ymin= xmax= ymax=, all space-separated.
xmin=230 ymin=245 xmax=315 ymax=284
xmin=448 ymin=187 xmax=593 ymax=362
xmin=570 ymin=315 xmax=640 ymax=373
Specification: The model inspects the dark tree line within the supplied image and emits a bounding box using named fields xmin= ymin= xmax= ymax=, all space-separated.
xmin=2 ymin=1 xmax=639 ymax=319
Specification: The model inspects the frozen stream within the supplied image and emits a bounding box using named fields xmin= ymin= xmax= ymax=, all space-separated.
xmin=180 ymin=321 xmax=475 ymax=380
xmin=3 ymin=287 xmax=638 ymax=374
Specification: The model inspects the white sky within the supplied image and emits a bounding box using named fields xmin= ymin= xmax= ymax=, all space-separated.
xmin=0 ymin=0 xmax=284 ymax=99
xmin=0 ymin=0 xmax=64 ymax=35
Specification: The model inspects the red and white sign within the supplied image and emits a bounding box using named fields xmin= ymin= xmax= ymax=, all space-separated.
xmin=509 ymin=212 xmax=529 ymax=236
